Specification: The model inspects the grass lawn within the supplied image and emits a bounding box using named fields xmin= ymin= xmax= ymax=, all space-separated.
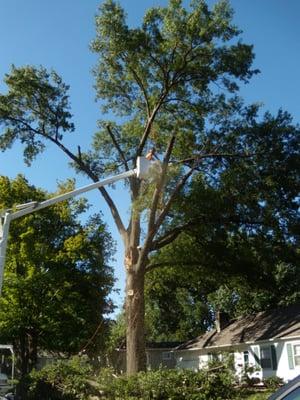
xmin=238 ymin=389 xmax=274 ymax=399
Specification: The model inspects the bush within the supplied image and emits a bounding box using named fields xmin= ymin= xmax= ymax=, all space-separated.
xmin=241 ymin=365 xmax=261 ymax=387
xmin=25 ymin=357 xmax=238 ymax=399
xmin=96 ymin=366 xmax=236 ymax=399
xmin=27 ymin=356 xmax=97 ymax=400
xmin=263 ymin=376 xmax=283 ymax=390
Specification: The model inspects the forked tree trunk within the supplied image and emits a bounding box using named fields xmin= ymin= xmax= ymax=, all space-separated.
xmin=125 ymin=266 xmax=146 ymax=374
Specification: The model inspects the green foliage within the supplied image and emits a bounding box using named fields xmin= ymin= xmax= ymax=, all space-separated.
xmin=238 ymin=389 xmax=273 ymax=400
xmin=96 ymin=366 xmax=236 ymax=400
xmin=240 ymin=365 xmax=261 ymax=387
xmin=27 ymin=356 xmax=95 ymax=400
xmin=0 ymin=175 xmax=115 ymax=375
xmin=105 ymin=312 xmax=126 ymax=353
xmin=145 ymin=259 xmax=214 ymax=341
xmin=24 ymin=357 xmax=276 ymax=400
xmin=27 ymin=362 xmax=237 ymax=399
xmin=0 ymin=66 xmax=74 ymax=166
xmin=146 ymin=107 xmax=299 ymax=337
xmin=89 ymin=0 xmax=258 ymax=177
xmin=262 ymin=376 xmax=283 ymax=391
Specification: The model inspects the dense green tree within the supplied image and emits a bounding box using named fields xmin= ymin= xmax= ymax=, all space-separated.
xmin=145 ymin=265 xmax=213 ymax=341
xmin=0 ymin=175 xmax=115 ymax=379
xmin=208 ymin=260 xmax=300 ymax=318
xmin=0 ymin=0 xmax=299 ymax=373
xmin=145 ymin=117 xmax=299 ymax=338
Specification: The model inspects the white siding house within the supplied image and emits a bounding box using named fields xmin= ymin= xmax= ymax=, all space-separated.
xmin=174 ymin=304 xmax=300 ymax=382
xmin=112 ymin=342 xmax=181 ymax=372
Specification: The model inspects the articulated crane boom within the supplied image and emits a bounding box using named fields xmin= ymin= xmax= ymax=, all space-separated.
xmin=0 ymin=157 xmax=151 ymax=294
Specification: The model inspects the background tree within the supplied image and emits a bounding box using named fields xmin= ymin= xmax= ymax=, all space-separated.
xmin=0 ymin=175 xmax=115 ymax=380
xmin=145 ymin=116 xmax=299 ymax=339
xmin=0 ymin=0 xmax=298 ymax=373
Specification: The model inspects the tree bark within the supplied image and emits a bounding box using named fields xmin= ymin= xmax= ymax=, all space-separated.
xmin=16 ymin=334 xmax=29 ymax=400
xmin=28 ymin=330 xmax=38 ymax=372
xmin=19 ymin=333 xmax=28 ymax=377
xmin=125 ymin=266 xmax=146 ymax=374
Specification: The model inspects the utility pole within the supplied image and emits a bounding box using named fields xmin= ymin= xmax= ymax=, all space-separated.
xmin=0 ymin=156 xmax=151 ymax=294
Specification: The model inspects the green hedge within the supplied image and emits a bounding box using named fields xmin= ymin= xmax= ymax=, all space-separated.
xmin=27 ymin=357 xmax=237 ymax=400
xmin=27 ymin=356 xmax=97 ymax=400
xmin=97 ymin=367 xmax=236 ymax=400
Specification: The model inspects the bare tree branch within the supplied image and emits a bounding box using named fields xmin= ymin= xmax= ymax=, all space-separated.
xmin=150 ymin=221 xmax=197 ymax=251
xmin=136 ymin=135 xmax=177 ymax=270
xmin=77 ymin=145 xmax=82 ymax=162
xmin=136 ymin=95 xmax=167 ymax=158
xmin=149 ymin=53 xmax=169 ymax=81
xmin=151 ymin=228 xmax=184 ymax=251
xmin=127 ymin=65 xmax=151 ymax=118
xmin=175 ymin=152 xmax=256 ymax=165
xmin=154 ymin=165 xmax=196 ymax=231
xmin=171 ymin=41 xmax=199 ymax=85
xmin=47 ymin=135 xmax=128 ymax=240
xmin=5 ymin=116 xmax=128 ymax=240
xmin=148 ymin=134 xmax=176 ymax=233
xmin=151 ymin=212 xmax=277 ymax=255
xmin=146 ymin=260 xmax=202 ymax=273
xmin=162 ymin=97 xmax=199 ymax=108
xmin=106 ymin=124 xmax=130 ymax=171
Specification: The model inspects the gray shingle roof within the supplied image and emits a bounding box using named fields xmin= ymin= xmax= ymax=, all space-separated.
xmin=117 ymin=341 xmax=183 ymax=350
xmin=176 ymin=304 xmax=300 ymax=351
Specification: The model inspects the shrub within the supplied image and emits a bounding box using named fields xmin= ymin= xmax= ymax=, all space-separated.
xmin=25 ymin=357 xmax=238 ymax=399
xmin=27 ymin=356 xmax=97 ymax=400
xmin=263 ymin=376 xmax=284 ymax=390
xmin=96 ymin=366 xmax=236 ymax=399
xmin=241 ymin=365 xmax=261 ymax=386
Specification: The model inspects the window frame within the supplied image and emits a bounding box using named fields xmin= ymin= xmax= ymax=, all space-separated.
xmin=293 ymin=343 xmax=300 ymax=367
xmin=162 ymin=351 xmax=172 ymax=361
xmin=260 ymin=346 xmax=272 ymax=370
xmin=243 ymin=350 xmax=249 ymax=366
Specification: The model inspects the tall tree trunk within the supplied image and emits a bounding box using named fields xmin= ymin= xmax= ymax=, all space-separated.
xmin=16 ymin=333 xmax=29 ymax=400
xmin=125 ymin=265 xmax=146 ymax=374
xmin=28 ymin=330 xmax=38 ymax=372
xmin=124 ymin=199 xmax=147 ymax=375
xmin=15 ymin=330 xmax=39 ymax=399
xmin=19 ymin=333 xmax=28 ymax=377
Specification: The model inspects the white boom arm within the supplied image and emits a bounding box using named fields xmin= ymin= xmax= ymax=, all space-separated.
xmin=0 ymin=156 xmax=151 ymax=294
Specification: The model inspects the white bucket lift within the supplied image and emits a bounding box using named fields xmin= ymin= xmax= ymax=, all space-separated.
xmin=0 ymin=157 xmax=151 ymax=294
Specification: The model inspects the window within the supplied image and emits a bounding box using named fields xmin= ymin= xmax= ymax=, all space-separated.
xmin=293 ymin=344 xmax=300 ymax=367
xmin=208 ymin=353 xmax=219 ymax=362
xmin=243 ymin=351 xmax=249 ymax=366
xmin=179 ymin=357 xmax=199 ymax=370
xmin=162 ymin=351 xmax=172 ymax=360
xmin=260 ymin=346 xmax=272 ymax=369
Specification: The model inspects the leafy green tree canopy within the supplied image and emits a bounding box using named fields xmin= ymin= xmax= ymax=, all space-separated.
xmin=0 ymin=175 xmax=115 ymax=376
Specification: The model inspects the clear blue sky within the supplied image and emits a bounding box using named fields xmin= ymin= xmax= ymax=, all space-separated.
xmin=1 ymin=0 xmax=300 ymax=312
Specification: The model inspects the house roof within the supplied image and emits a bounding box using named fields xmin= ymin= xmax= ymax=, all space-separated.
xmin=116 ymin=341 xmax=183 ymax=351
xmin=176 ymin=304 xmax=300 ymax=351
xmin=145 ymin=342 xmax=183 ymax=349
